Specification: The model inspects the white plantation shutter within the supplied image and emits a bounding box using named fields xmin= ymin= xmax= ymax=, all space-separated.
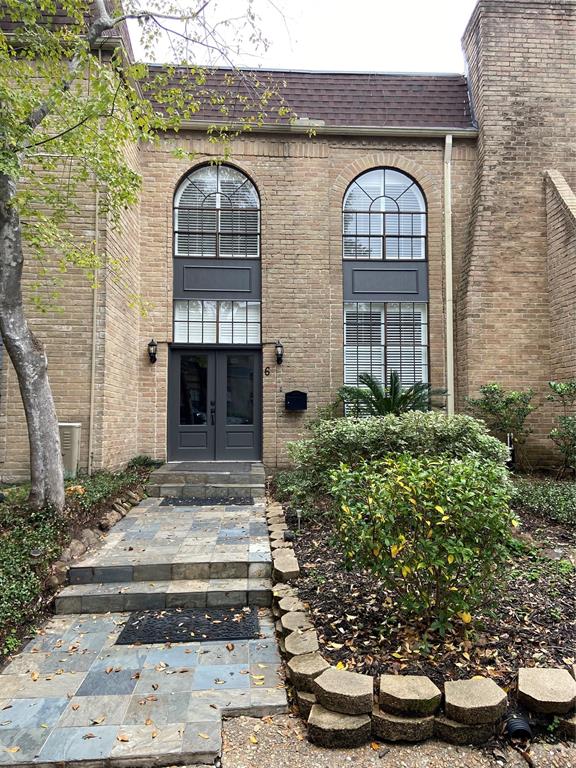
xmin=344 ymin=307 xmax=384 ymax=384
xmin=344 ymin=303 xmax=428 ymax=390
xmin=386 ymin=305 xmax=428 ymax=384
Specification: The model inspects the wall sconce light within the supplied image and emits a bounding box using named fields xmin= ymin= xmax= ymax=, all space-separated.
xmin=147 ymin=339 xmax=158 ymax=364
xmin=275 ymin=340 xmax=284 ymax=365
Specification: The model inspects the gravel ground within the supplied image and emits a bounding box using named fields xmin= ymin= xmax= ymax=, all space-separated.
xmin=221 ymin=715 xmax=576 ymax=768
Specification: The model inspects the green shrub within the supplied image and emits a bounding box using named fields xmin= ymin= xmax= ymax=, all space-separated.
xmin=512 ymin=477 xmax=576 ymax=526
xmin=546 ymin=381 xmax=576 ymax=476
xmin=466 ymin=383 xmax=537 ymax=457
xmin=284 ymin=412 xmax=508 ymax=509
xmin=330 ymin=455 xmax=514 ymax=631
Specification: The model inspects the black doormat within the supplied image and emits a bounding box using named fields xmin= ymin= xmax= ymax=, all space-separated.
xmin=160 ymin=496 xmax=253 ymax=507
xmin=115 ymin=606 xmax=260 ymax=645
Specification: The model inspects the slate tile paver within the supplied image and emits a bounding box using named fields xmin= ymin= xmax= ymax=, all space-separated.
xmin=0 ymin=727 xmax=51 ymax=764
xmin=182 ymin=721 xmax=221 ymax=754
xmin=123 ymin=693 xmax=191 ymax=725
xmin=0 ymin=698 xmax=69 ymax=731
xmin=133 ymin=668 xmax=196 ymax=696
xmin=190 ymin=665 xmax=250 ymax=691
xmin=57 ymin=695 xmax=131 ymax=727
xmin=0 ymin=674 xmax=81 ymax=699
xmin=39 ymin=725 xmax=120 ymax=762
xmin=76 ymin=669 xmax=138 ymax=697
xmin=111 ymin=723 xmax=184 ymax=758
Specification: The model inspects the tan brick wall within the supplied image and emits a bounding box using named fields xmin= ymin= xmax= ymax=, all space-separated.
xmin=0 ymin=144 xmax=142 ymax=481
xmin=0 ymin=166 xmax=99 ymax=481
xmin=135 ymin=132 xmax=474 ymax=467
xmin=460 ymin=0 xmax=576 ymax=462
xmin=0 ymin=129 xmax=477 ymax=476
xmin=545 ymin=171 xmax=576 ymax=382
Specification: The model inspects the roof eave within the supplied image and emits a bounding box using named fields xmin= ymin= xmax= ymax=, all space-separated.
xmin=176 ymin=120 xmax=479 ymax=139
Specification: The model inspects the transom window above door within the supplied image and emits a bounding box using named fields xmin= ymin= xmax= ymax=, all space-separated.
xmin=174 ymin=164 xmax=260 ymax=258
xmin=343 ymin=168 xmax=426 ymax=261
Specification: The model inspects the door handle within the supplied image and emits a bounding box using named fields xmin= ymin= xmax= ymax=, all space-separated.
xmin=210 ymin=407 xmax=215 ymax=425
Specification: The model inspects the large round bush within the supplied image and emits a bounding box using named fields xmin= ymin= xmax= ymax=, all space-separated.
xmin=330 ymin=454 xmax=514 ymax=629
xmin=277 ymin=412 xmax=508 ymax=508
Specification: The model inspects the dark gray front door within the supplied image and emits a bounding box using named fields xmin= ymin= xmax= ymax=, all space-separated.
xmin=168 ymin=349 xmax=261 ymax=460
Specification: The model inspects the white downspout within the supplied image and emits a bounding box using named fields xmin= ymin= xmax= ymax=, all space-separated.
xmin=87 ymin=187 xmax=99 ymax=475
xmin=444 ymin=135 xmax=455 ymax=415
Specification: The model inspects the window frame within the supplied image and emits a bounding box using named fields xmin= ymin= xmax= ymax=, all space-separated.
xmin=342 ymin=167 xmax=428 ymax=262
xmin=173 ymin=163 xmax=261 ymax=260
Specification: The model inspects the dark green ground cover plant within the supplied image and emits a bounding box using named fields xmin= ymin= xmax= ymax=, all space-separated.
xmin=329 ymin=455 xmax=514 ymax=631
xmin=275 ymin=411 xmax=508 ymax=512
xmin=512 ymin=476 xmax=576 ymax=526
xmin=0 ymin=457 xmax=156 ymax=656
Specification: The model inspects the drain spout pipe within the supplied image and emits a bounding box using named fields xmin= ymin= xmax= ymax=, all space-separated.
xmin=444 ymin=134 xmax=455 ymax=415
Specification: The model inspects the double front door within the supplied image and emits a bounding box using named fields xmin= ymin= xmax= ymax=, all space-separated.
xmin=168 ymin=349 xmax=262 ymax=461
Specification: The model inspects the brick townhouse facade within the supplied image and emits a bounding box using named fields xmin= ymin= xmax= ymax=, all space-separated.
xmin=1 ymin=0 xmax=575 ymax=478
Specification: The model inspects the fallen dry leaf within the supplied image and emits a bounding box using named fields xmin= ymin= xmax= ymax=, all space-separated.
xmin=5 ymin=746 xmax=20 ymax=753
xmin=117 ymin=734 xmax=130 ymax=743
xmin=82 ymin=733 xmax=96 ymax=740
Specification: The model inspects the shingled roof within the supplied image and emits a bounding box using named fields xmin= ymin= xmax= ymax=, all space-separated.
xmin=146 ymin=67 xmax=475 ymax=132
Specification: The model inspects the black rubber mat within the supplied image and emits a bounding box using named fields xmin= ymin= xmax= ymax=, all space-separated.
xmin=160 ymin=496 xmax=253 ymax=507
xmin=115 ymin=606 xmax=260 ymax=645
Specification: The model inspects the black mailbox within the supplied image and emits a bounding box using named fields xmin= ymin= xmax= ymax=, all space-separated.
xmin=285 ymin=390 xmax=307 ymax=412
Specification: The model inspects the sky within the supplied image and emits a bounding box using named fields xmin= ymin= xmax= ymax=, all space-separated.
xmin=246 ymin=0 xmax=479 ymax=74
xmin=131 ymin=0 xmax=480 ymax=75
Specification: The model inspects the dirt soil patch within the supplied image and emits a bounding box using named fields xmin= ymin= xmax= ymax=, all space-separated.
xmin=222 ymin=714 xmax=576 ymax=768
xmin=289 ymin=511 xmax=576 ymax=692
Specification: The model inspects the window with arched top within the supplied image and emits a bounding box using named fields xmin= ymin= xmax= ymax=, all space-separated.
xmin=343 ymin=167 xmax=426 ymax=261
xmin=342 ymin=167 xmax=429 ymax=390
xmin=174 ymin=164 xmax=260 ymax=259
xmin=172 ymin=164 xmax=262 ymax=345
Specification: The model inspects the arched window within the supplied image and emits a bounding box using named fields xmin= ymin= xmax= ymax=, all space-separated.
xmin=343 ymin=168 xmax=426 ymax=260
xmin=174 ymin=164 xmax=260 ymax=258
xmin=342 ymin=168 xmax=429 ymax=389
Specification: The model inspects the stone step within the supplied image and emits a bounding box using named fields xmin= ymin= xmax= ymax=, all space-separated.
xmin=55 ymin=578 xmax=272 ymax=614
xmin=146 ymin=482 xmax=265 ymax=500
xmin=150 ymin=471 xmax=264 ymax=485
xmin=148 ymin=462 xmax=265 ymax=485
xmin=69 ymin=559 xmax=272 ymax=584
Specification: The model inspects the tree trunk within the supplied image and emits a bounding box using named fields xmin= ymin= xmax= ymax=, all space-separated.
xmin=0 ymin=172 xmax=65 ymax=511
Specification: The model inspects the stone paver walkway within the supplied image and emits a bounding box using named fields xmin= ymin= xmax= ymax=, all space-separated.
xmin=0 ymin=611 xmax=284 ymax=765
xmin=0 ymin=492 xmax=287 ymax=766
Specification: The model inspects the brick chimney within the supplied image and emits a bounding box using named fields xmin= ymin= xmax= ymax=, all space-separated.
xmin=458 ymin=0 xmax=576 ymax=462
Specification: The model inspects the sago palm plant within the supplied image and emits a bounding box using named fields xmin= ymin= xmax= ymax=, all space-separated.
xmin=338 ymin=371 xmax=445 ymax=417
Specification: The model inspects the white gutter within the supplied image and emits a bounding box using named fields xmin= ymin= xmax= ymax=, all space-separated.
xmin=444 ymin=134 xmax=455 ymax=415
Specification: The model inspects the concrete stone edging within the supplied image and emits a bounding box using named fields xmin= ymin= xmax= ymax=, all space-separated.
xmin=266 ymin=500 xmax=576 ymax=748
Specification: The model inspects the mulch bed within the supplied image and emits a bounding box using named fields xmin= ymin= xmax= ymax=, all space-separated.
xmin=289 ymin=510 xmax=576 ymax=692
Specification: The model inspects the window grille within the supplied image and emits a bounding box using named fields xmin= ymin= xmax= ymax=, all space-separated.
xmin=174 ymin=165 xmax=260 ymax=258
xmin=343 ymin=168 xmax=426 ymax=261
xmin=174 ymin=300 xmax=261 ymax=344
